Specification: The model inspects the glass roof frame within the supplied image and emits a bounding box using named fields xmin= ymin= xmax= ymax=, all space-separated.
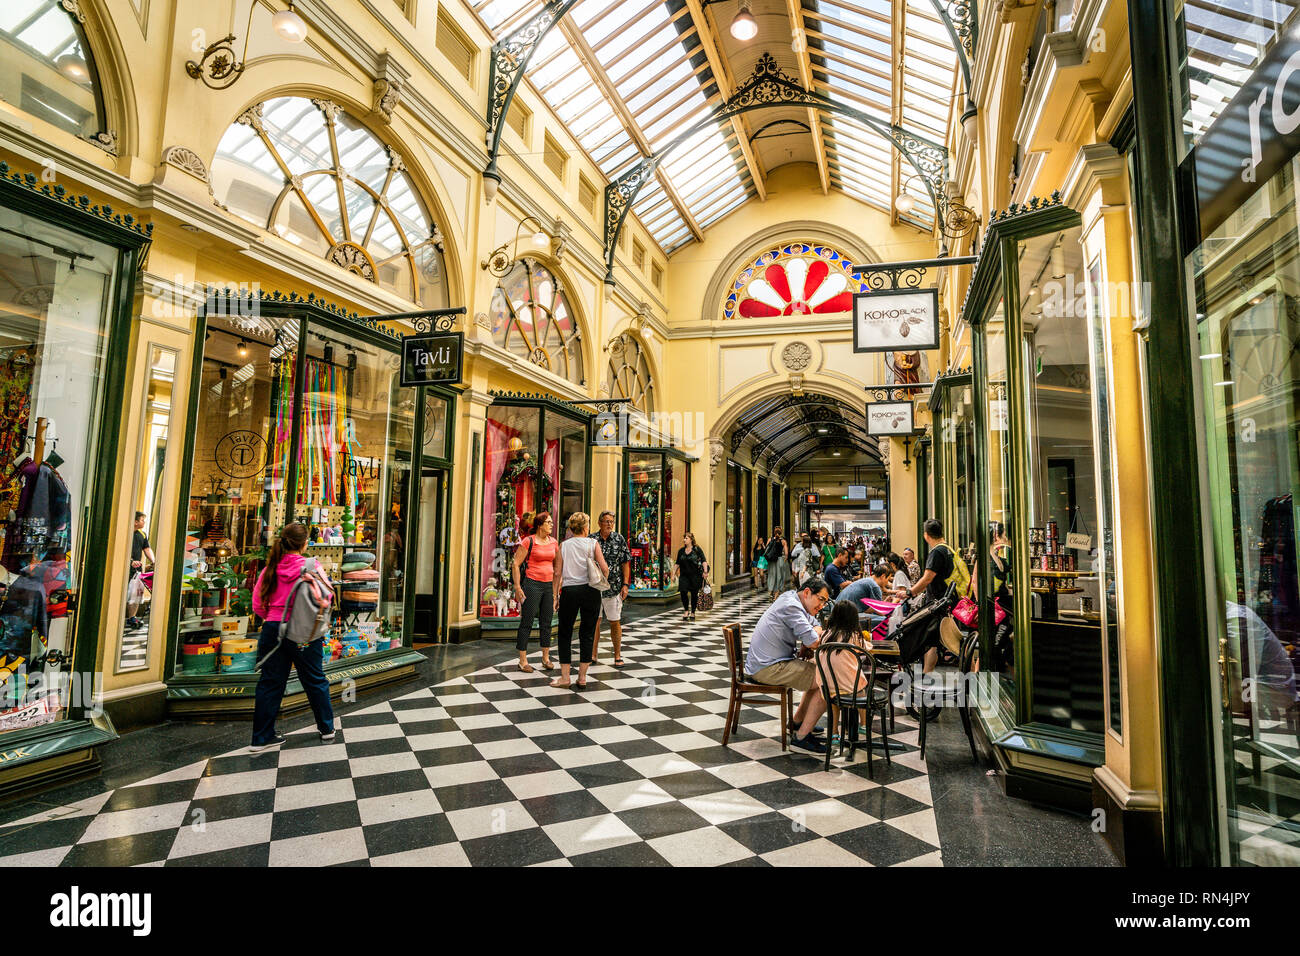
xmin=475 ymin=0 xmax=959 ymax=254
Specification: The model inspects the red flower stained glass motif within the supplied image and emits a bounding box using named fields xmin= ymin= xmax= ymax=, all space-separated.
xmin=737 ymin=257 xmax=853 ymax=318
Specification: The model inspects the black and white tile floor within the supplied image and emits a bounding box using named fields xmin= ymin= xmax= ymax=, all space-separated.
xmin=0 ymin=592 xmax=943 ymax=867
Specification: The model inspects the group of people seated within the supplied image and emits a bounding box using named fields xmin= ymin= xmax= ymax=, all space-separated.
xmin=743 ymin=518 xmax=970 ymax=754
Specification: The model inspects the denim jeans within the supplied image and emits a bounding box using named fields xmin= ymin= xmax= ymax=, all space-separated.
xmin=251 ymin=620 xmax=334 ymax=745
xmin=515 ymin=576 xmax=554 ymax=652
xmin=556 ymin=584 xmax=601 ymax=664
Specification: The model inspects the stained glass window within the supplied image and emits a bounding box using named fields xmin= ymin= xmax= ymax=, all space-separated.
xmin=723 ymin=241 xmax=869 ymax=320
xmin=604 ymin=331 xmax=653 ymax=415
xmin=210 ymin=96 xmax=448 ymax=307
xmin=490 ymin=258 xmax=584 ymax=385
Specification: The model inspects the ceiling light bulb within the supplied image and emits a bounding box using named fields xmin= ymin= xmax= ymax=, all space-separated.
xmin=530 ymin=230 xmax=549 ymax=249
xmin=483 ymin=174 xmax=500 ymax=203
xmin=730 ymin=1 xmax=758 ymax=41
xmin=272 ymin=5 xmax=308 ymax=42
xmin=237 ymin=340 xmax=249 ymax=357
xmin=894 ymin=193 xmax=915 ymax=215
xmin=962 ymin=108 xmax=978 ymax=144
xmin=57 ymin=54 xmax=88 ymax=81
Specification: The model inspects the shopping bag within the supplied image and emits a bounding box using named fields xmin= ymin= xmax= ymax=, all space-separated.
xmin=697 ymin=579 xmax=714 ymax=612
xmin=126 ymin=573 xmax=148 ymax=605
xmin=755 ymin=556 xmax=769 ymax=570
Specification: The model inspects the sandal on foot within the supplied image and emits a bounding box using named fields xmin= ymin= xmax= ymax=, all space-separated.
xmin=549 ymin=678 xmax=572 ymax=689
xmin=540 ymin=658 xmax=555 ymax=671
xmin=519 ymin=661 xmax=535 ymax=673
xmin=572 ymin=681 xmax=587 ymax=691
xmin=613 ymin=657 xmax=626 ymax=668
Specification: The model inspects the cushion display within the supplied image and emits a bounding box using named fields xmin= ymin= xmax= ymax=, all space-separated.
xmin=343 ymin=569 xmax=380 ymax=581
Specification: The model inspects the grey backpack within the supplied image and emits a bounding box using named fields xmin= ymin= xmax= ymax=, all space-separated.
xmin=256 ymin=558 xmax=334 ymax=669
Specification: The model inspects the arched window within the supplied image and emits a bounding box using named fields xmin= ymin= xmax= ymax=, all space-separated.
xmin=2 ymin=0 xmax=111 ymax=148
xmin=723 ymin=241 xmax=869 ymax=320
xmin=489 ymin=258 xmax=584 ymax=385
xmin=605 ymin=332 xmax=654 ymax=416
xmin=210 ymin=96 xmax=448 ymax=307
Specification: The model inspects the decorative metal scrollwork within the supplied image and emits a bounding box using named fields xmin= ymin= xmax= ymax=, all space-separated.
xmin=409 ymin=313 xmax=459 ymax=334
xmin=601 ymin=51 xmax=951 ymax=275
xmin=931 ymin=0 xmax=978 ymax=92
xmin=185 ymin=35 xmax=244 ymax=90
xmin=941 ymin=199 xmax=979 ymax=242
xmin=484 ymin=0 xmax=582 ymax=179
xmin=860 ymin=266 xmax=928 ymax=291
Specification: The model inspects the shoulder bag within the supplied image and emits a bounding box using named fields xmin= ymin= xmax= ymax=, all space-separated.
xmin=584 ymin=539 xmax=609 ymax=592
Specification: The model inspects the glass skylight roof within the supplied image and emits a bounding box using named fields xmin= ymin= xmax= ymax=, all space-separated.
xmin=1179 ymin=0 xmax=1293 ymax=144
xmin=474 ymin=0 xmax=959 ymax=249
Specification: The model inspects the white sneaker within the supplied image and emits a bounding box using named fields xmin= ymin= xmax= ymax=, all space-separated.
xmin=320 ymin=730 xmax=336 ymax=741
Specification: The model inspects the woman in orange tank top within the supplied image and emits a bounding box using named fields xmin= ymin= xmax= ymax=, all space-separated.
xmin=512 ymin=512 xmax=562 ymax=672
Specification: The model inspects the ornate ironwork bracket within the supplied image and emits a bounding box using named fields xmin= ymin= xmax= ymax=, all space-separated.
xmin=865 ymin=385 xmax=934 ymax=401
xmin=930 ymin=0 xmax=977 ymax=104
xmin=603 ymin=53 xmax=951 ymax=278
xmin=373 ymin=307 xmax=467 ymax=334
xmin=851 ymin=255 xmax=975 ymax=290
xmin=484 ymin=0 xmax=582 ymax=185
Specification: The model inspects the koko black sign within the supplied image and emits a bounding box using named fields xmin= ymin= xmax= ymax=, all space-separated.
xmin=400 ymin=332 xmax=463 ymax=387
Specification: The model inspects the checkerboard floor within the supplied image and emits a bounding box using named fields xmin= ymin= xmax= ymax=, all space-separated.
xmin=0 ymin=591 xmax=942 ymax=867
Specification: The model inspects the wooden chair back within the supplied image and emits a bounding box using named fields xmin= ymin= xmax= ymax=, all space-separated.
xmin=722 ymin=622 xmax=744 ymax=683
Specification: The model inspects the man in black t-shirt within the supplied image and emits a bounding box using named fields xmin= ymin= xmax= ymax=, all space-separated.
xmin=902 ymin=518 xmax=958 ymax=678
xmin=127 ymin=511 xmax=155 ymax=628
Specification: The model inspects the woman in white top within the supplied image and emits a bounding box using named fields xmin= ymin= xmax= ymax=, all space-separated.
xmin=887 ymin=553 xmax=911 ymax=598
xmin=552 ymin=512 xmax=609 ymax=691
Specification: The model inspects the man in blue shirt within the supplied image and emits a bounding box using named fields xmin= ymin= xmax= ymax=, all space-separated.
xmin=837 ymin=564 xmax=896 ymax=629
xmin=745 ymin=576 xmax=832 ymax=753
xmin=823 ymin=548 xmax=851 ymax=597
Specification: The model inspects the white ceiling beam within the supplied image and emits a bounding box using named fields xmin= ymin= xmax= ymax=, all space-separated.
xmin=786 ymin=0 xmax=830 ymax=195
xmin=684 ymin=0 xmax=767 ymax=201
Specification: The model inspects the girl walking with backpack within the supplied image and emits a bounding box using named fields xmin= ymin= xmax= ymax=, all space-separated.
xmin=250 ymin=523 xmax=335 ymax=752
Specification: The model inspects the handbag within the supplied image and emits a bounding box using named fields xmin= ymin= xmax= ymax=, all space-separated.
xmin=952 ymin=595 xmax=1008 ymax=628
xmin=755 ymin=555 xmax=769 ymax=570
xmin=696 ymin=577 xmax=714 ymax=612
xmin=585 ymin=540 xmax=609 ymax=592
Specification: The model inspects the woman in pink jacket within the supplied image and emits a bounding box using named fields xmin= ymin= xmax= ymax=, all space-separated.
xmin=250 ymin=523 xmax=335 ymax=751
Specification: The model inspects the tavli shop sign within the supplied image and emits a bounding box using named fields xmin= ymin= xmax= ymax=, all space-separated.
xmin=852 ymin=288 xmax=939 ymax=353
xmin=389 ymin=307 xmax=467 ymax=388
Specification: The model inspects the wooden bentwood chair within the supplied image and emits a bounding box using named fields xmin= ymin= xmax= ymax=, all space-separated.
xmin=721 ymin=622 xmax=793 ymax=752
xmin=813 ymin=642 xmax=893 ymax=775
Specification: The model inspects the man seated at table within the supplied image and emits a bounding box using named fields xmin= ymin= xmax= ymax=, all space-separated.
xmin=837 ymin=563 xmax=894 ymax=607
xmin=744 ymin=576 xmax=832 ymax=754
xmin=823 ymin=548 xmax=852 ymax=597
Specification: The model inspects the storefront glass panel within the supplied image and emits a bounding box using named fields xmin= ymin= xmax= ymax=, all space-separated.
xmin=0 ymin=205 xmax=118 ymax=733
xmin=1189 ymin=159 xmax=1300 ymax=866
xmin=178 ymin=318 xmax=295 ymax=675
xmin=1017 ymin=226 xmax=1104 ymax=734
xmin=940 ymin=382 xmax=976 ymax=559
xmin=627 ymin=454 xmax=665 ymax=590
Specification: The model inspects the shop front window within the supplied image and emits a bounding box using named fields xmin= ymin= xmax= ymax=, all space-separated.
xmin=1190 ymin=159 xmax=1300 ymax=865
xmin=179 ymin=317 xmax=296 ymax=675
xmin=478 ymin=403 xmax=587 ymax=621
xmin=1017 ymin=225 xmax=1105 ymax=734
xmin=726 ymin=464 xmax=736 ymax=574
xmin=118 ymin=347 xmax=178 ymax=673
xmin=0 ymin=204 xmax=118 ymax=732
xmin=940 ymin=380 xmax=975 ymax=562
xmin=628 ymin=454 xmax=664 ymax=590
xmin=299 ymin=328 xmax=412 ymax=636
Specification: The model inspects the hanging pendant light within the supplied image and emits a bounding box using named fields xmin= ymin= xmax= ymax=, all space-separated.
xmin=273 ymin=3 xmax=308 ymax=43
xmin=894 ymin=192 xmax=916 ymax=215
xmin=731 ymin=0 xmax=758 ymax=41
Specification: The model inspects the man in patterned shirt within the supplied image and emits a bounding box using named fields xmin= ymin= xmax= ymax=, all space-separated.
xmin=591 ymin=510 xmax=632 ymax=667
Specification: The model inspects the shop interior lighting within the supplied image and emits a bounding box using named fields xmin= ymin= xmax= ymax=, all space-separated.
xmin=1199 ymin=352 xmax=1222 ymax=360
xmin=236 ymin=339 xmax=249 ymax=358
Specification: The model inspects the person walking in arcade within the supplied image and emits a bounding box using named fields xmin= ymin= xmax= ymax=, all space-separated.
xmin=512 ymin=512 xmax=561 ymax=673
